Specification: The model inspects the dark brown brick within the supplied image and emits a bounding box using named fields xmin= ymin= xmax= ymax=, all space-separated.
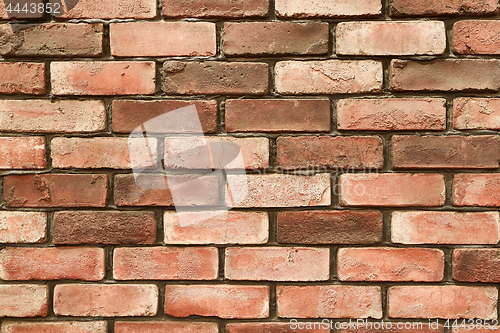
xmin=389 ymin=0 xmax=499 ymax=17
xmin=52 ymin=211 xmax=156 ymax=245
xmin=278 ymin=210 xmax=383 ymax=244
xmin=453 ymin=249 xmax=500 ymax=282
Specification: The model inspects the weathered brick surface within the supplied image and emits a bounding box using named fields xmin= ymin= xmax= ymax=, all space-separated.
xmin=337 ymin=98 xmax=447 ymax=131
xmin=453 ymin=98 xmax=500 ymax=130
xmin=453 ymin=249 xmax=500 ymax=282
xmin=337 ymin=247 xmax=444 ymax=282
xmin=275 ymin=60 xmax=383 ymax=95
xmin=453 ymin=20 xmax=500 ymax=54
xmin=276 ymin=136 xmax=383 ymax=169
xmin=4 ymin=174 xmax=109 ymax=208
xmin=0 ymin=137 xmax=46 ymax=169
xmin=453 ymin=174 xmax=500 ymax=206
xmin=55 ymin=0 xmax=157 ymax=19
xmin=163 ymin=0 xmax=269 ymax=18
xmin=392 ymin=211 xmax=500 ymax=244
xmin=389 ymin=0 xmax=499 ymax=17
xmin=277 ymin=286 xmax=382 ymax=318
xmin=390 ymin=59 xmax=500 ymax=92
xmin=227 ymin=323 xmax=330 ymax=333
xmin=225 ymin=99 xmax=331 ymax=133
xmin=223 ymin=22 xmax=328 ymax=56
xmin=275 ymin=0 xmax=382 ymax=18
xmin=337 ymin=21 xmax=446 ymax=55
xmin=110 ymin=22 xmax=216 ymax=57
xmin=1 ymin=321 xmax=108 ymax=333
xmin=52 ymin=211 xmax=156 ymax=245
xmin=0 ymin=212 xmax=46 ymax=244
xmin=115 ymin=321 xmax=218 ymax=333
xmin=165 ymin=285 xmax=269 ymax=318
xmin=0 ymin=100 xmax=106 ymax=133
xmin=51 ymin=61 xmax=156 ymax=96
xmin=0 ymin=247 xmax=105 ymax=281
xmin=278 ymin=210 xmax=383 ymax=244
xmin=388 ymin=286 xmax=497 ymax=319
xmin=53 ymin=284 xmax=158 ymax=317
xmin=0 ymin=0 xmax=44 ymax=19
xmin=0 ymin=62 xmax=45 ymax=95
xmin=0 ymin=285 xmax=48 ymax=317
xmin=162 ymin=61 xmax=268 ymax=95
xmin=0 ymin=23 xmax=103 ymax=57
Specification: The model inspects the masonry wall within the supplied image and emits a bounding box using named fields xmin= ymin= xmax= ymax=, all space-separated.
xmin=1 ymin=0 xmax=500 ymax=332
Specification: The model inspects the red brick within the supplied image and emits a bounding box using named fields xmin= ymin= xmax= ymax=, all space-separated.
xmin=51 ymin=137 xmax=157 ymax=169
xmin=275 ymin=60 xmax=383 ymax=95
xmin=223 ymin=22 xmax=328 ymax=56
xmin=390 ymin=59 xmax=500 ymax=92
xmin=392 ymin=211 xmax=500 ymax=244
xmin=112 ymin=100 xmax=217 ymax=134
xmin=337 ymin=98 xmax=446 ymax=131
xmin=277 ymin=136 xmax=383 ymax=170
xmin=338 ymin=247 xmax=444 ymax=282
xmin=454 ymin=249 xmax=500 ymax=282
xmin=337 ymin=21 xmax=445 ymax=55
xmin=453 ymin=20 xmax=500 ymax=54
xmin=0 ymin=247 xmax=105 ymax=281
xmin=225 ymin=99 xmax=331 ymax=133
xmin=0 ymin=285 xmax=48 ymax=317
xmin=1 ymin=321 xmax=107 ymax=333
xmin=0 ymin=23 xmax=103 ymax=57
xmin=165 ymin=285 xmax=269 ymax=318
xmin=4 ymin=174 xmax=108 ymax=208
xmin=390 ymin=0 xmax=499 ymax=16
xmin=0 ymin=100 xmax=106 ymax=133
xmin=0 ymin=212 xmax=46 ymax=244
xmin=0 ymin=62 xmax=45 ymax=95
xmin=339 ymin=173 xmax=445 ymax=207
xmin=275 ymin=0 xmax=381 ymax=18
xmin=454 ymin=97 xmax=500 ymax=130
xmin=115 ymin=321 xmax=218 ymax=333
xmin=162 ymin=61 xmax=268 ymax=95
xmin=53 ymin=284 xmax=158 ymax=317
xmin=163 ymin=0 xmax=269 ymax=18
xmin=453 ymin=174 xmax=500 ymax=207
xmin=388 ymin=286 xmax=497 ymax=319
xmin=0 ymin=137 xmax=45 ymax=169
xmin=164 ymin=210 xmax=268 ymax=244
xmin=226 ymin=174 xmax=330 ymax=208
xmin=164 ymin=136 xmax=269 ymax=169
xmin=52 ymin=211 xmax=156 ymax=245
xmin=113 ymin=247 xmax=218 ymax=280
xmin=54 ymin=0 xmax=157 ymax=19
xmin=114 ymin=174 xmax=219 ymax=207
xmin=278 ymin=210 xmax=383 ymax=244
xmin=0 ymin=0 xmax=44 ymax=19
xmin=277 ymin=286 xmax=382 ymax=318
xmin=111 ymin=22 xmax=216 ymax=57
xmin=392 ymin=135 xmax=500 ymax=169
xmin=225 ymin=247 xmax=329 ymax=281
xmin=51 ymin=61 xmax=155 ymax=96
xmin=227 ymin=323 xmax=329 ymax=333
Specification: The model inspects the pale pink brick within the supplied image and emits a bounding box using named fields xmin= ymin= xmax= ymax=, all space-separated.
xmin=110 ymin=22 xmax=216 ymax=57
xmin=337 ymin=98 xmax=447 ymax=131
xmin=392 ymin=211 xmax=500 ymax=244
xmin=1 ymin=321 xmax=107 ymax=333
xmin=225 ymin=247 xmax=329 ymax=281
xmin=277 ymin=285 xmax=382 ymax=318
xmin=164 ymin=210 xmax=269 ymax=244
xmin=55 ymin=0 xmax=157 ymax=19
xmin=0 ymin=137 xmax=46 ymax=169
xmin=226 ymin=174 xmax=331 ymax=208
xmin=337 ymin=21 xmax=445 ymax=55
xmin=454 ymin=98 xmax=500 ymax=130
xmin=275 ymin=0 xmax=381 ymax=18
xmin=0 ymin=212 xmax=46 ymax=244
xmin=0 ymin=285 xmax=48 ymax=317
xmin=275 ymin=60 xmax=383 ymax=95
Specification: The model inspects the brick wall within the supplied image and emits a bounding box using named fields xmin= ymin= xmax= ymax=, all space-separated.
xmin=1 ymin=0 xmax=500 ymax=332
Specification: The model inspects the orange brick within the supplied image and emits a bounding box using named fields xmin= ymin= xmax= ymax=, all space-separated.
xmin=0 ymin=247 xmax=105 ymax=281
xmin=453 ymin=174 xmax=500 ymax=207
xmin=225 ymin=247 xmax=329 ymax=281
xmin=51 ymin=61 xmax=155 ymax=96
xmin=165 ymin=285 xmax=269 ymax=318
xmin=337 ymin=247 xmax=444 ymax=282
xmin=111 ymin=22 xmax=216 ymax=57
xmin=115 ymin=321 xmax=218 ymax=333
xmin=53 ymin=284 xmax=158 ymax=317
xmin=277 ymin=285 xmax=382 ymax=318
xmin=113 ymin=247 xmax=218 ymax=280
xmin=0 ymin=137 xmax=46 ymax=169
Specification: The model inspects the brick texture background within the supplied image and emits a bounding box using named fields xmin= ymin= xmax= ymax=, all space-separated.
xmin=1 ymin=0 xmax=500 ymax=332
